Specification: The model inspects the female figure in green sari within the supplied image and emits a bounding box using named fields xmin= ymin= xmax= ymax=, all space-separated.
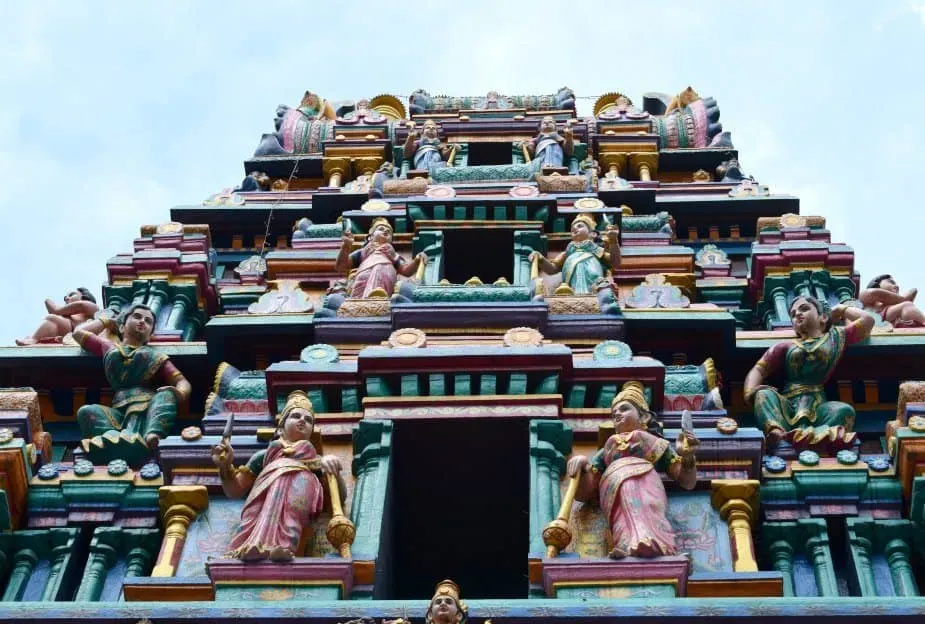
xmin=73 ymin=304 xmax=191 ymax=463
xmin=530 ymin=213 xmax=621 ymax=295
xmin=744 ymin=296 xmax=874 ymax=451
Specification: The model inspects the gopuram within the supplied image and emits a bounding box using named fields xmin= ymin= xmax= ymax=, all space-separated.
xmin=2 ymin=86 xmax=925 ymax=622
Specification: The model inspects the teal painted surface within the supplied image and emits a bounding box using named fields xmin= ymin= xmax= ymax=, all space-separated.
xmin=554 ymin=584 xmax=677 ymax=599
xmin=215 ymin=585 xmax=342 ymax=601
xmin=667 ymin=491 xmax=733 ymax=574
xmin=350 ymin=420 xmax=392 ymax=559
xmin=528 ymin=420 xmax=571 ymax=555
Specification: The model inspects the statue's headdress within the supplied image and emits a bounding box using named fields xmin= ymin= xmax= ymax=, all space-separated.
xmin=612 ymin=381 xmax=647 ymax=411
xmin=369 ymin=217 xmax=393 ymax=235
xmin=573 ymin=213 xmax=597 ymax=231
xmin=426 ymin=579 xmax=468 ymax=624
xmin=277 ymin=390 xmax=314 ymax=425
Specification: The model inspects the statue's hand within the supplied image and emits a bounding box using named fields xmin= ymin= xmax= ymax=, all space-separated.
xmin=564 ymin=125 xmax=574 ymax=138
xmin=830 ymin=304 xmax=847 ymax=323
xmin=211 ymin=439 xmax=234 ymax=468
xmin=566 ymin=455 xmax=589 ymax=478
xmin=342 ymin=231 xmax=355 ymax=246
xmin=907 ymin=288 xmax=918 ymax=301
xmin=604 ymin=226 xmax=620 ymax=243
xmin=529 ymin=251 xmax=541 ymax=262
xmin=320 ymin=454 xmax=343 ymax=475
xmin=675 ymin=431 xmax=699 ymax=458
xmin=415 ymin=252 xmax=428 ymax=265
xmin=156 ymin=386 xmax=184 ymax=402
xmin=144 ymin=433 xmax=161 ymax=451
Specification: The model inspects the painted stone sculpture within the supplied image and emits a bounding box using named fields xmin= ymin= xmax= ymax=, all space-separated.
xmin=403 ymin=120 xmax=454 ymax=171
xmin=521 ymin=116 xmax=574 ymax=172
xmin=253 ymin=90 xmax=337 ymax=156
xmin=74 ymin=304 xmax=191 ymax=464
xmin=425 ymin=579 xmax=468 ymax=624
xmin=335 ymin=218 xmax=427 ymax=298
xmin=16 ymin=288 xmax=98 ymax=345
xmin=566 ymin=382 xmax=698 ymax=559
xmin=210 ymin=390 xmax=345 ymax=562
xmin=860 ymin=274 xmax=925 ymax=328
xmin=744 ymin=296 xmax=875 ymax=451
xmin=531 ymin=213 xmax=620 ymax=295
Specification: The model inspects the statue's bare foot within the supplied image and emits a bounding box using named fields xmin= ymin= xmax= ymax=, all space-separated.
xmin=268 ymin=546 xmax=294 ymax=562
xmin=608 ymin=547 xmax=629 ymax=560
xmin=766 ymin=428 xmax=785 ymax=447
xmin=240 ymin=545 xmax=266 ymax=561
xmin=15 ymin=338 xmax=36 ymax=346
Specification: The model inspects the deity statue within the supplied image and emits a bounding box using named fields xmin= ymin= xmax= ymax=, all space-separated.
xmin=860 ymin=274 xmax=925 ymax=328
xmin=530 ymin=213 xmax=620 ymax=295
xmin=73 ymin=304 xmax=191 ymax=462
xmin=335 ymin=218 xmax=427 ymax=298
xmin=521 ymin=116 xmax=574 ymax=172
xmin=295 ymin=90 xmax=336 ymax=121
xmin=403 ymin=120 xmax=454 ymax=171
xmin=425 ymin=580 xmax=468 ymax=624
xmin=744 ymin=296 xmax=875 ymax=450
xmin=16 ymin=288 xmax=99 ymax=345
xmin=664 ymin=86 xmax=700 ymax=115
xmin=210 ymin=390 xmax=345 ymax=562
xmin=566 ymin=382 xmax=698 ymax=559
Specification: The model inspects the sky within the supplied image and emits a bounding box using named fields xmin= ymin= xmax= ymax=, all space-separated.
xmin=1 ymin=1 xmax=924 ymax=344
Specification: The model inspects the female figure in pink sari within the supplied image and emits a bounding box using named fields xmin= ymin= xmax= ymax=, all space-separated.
xmin=567 ymin=382 xmax=698 ymax=559
xmin=334 ymin=217 xmax=427 ymax=298
xmin=211 ymin=390 xmax=345 ymax=562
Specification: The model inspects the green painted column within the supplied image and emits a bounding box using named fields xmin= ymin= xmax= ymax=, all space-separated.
xmin=529 ymin=421 xmax=571 ymax=556
xmin=885 ymin=538 xmax=919 ymax=597
xmin=165 ymin=293 xmax=192 ymax=331
xmin=850 ymin=535 xmax=877 ymax=597
xmin=350 ymin=420 xmax=393 ymax=558
xmin=75 ymin=543 xmax=117 ymax=602
xmin=770 ymin=286 xmax=789 ymax=325
xmin=40 ymin=543 xmax=72 ymax=601
xmin=768 ymin=540 xmax=795 ymax=597
xmin=806 ymin=534 xmax=839 ymax=597
xmin=125 ymin=547 xmax=153 ymax=578
xmin=146 ymin=280 xmax=170 ymax=318
xmin=2 ymin=548 xmax=38 ymax=601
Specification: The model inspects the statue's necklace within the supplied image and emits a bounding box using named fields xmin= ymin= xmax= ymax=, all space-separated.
xmin=793 ymin=333 xmax=827 ymax=361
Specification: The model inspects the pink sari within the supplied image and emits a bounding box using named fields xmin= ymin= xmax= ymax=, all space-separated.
xmin=226 ymin=439 xmax=324 ymax=558
xmin=597 ymin=429 xmax=678 ymax=558
xmin=350 ymin=244 xmax=400 ymax=298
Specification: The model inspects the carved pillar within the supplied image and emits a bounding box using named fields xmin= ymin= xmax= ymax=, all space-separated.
xmin=2 ymin=548 xmax=38 ymax=601
xmin=630 ymin=153 xmax=658 ymax=182
xmin=885 ymin=538 xmax=919 ymax=597
xmin=323 ymin=157 xmax=350 ymax=188
xmin=770 ymin=286 xmax=790 ymax=325
xmin=711 ymin=480 xmax=760 ymax=572
xmin=125 ymin=547 xmax=153 ymax=578
xmin=529 ymin=421 xmax=570 ymax=556
xmin=40 ymin=543 xmax=72 ymax=601
xmin=165 ymin=293 xmax=193 ymax=331
xmin=146 ymin=281 xmax=170 ymax=319
xmin=850 ymin=535 xmax=876 ymax=597
xmin=806 ymin=533 xmax=839 ymax=597
xmin=350 ymin=421 xmax=393 ymax=558
xmin=75 ymin=542 xmax=117 ymax=602
xmin=151 ymin=486 xmax=209 ymax=577
xmin=768 ymin=540 xmax=795 ymax=597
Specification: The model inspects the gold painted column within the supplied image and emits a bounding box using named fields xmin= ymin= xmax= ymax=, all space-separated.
xmin=151 ymin=486 xmax=209 ymax=577
xmin=322 ymin=157 xmax=350 ymax=188
xmin=711 ymin=479 xmax=760 ymax=572
xmin=630 ymin=153 xmax=658 ymax=182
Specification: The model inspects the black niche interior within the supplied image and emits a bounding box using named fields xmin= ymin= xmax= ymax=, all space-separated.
xmin=441 ymin=228 xmax=514 ymax=285
xmin=379 ymin=417 xmax=530 ymax=599
xmin=467 ymin=142 xmax=514 ymax=166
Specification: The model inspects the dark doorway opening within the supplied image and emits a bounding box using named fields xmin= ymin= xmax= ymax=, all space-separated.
xmin=380 ymin=418 xmax=530 ymax=599
xmin=467 ymin=142 xmax=513 ymax=166
xmin=441 ymin=228 xmax=514 ymax=285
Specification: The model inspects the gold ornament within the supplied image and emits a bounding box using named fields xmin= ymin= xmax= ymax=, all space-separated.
xmin=612 ymin=381 xmax=648 ymax=411
xmin=361 ymin=199 xmax=390 ymax=212
xmin=181 ymin=426 xmax=203 ymax=441
xmin=909 ymin=415 xmax=925 ymax=433
xmin=277 ymin=390 xmax=314 ymax=425
xmin=0 ymin=427 xmax=13 ymax=444
xmin=716 ymin=417 xmax=738 ymax=434
xmin=388 ymin=328 xmax=427 ymax=349
xmin=503 ymin=327 xmax=544 ymax=347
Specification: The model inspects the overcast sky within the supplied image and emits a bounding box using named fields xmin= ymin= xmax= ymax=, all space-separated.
xmin=1 ymin=1 xmax=923 ymax=344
